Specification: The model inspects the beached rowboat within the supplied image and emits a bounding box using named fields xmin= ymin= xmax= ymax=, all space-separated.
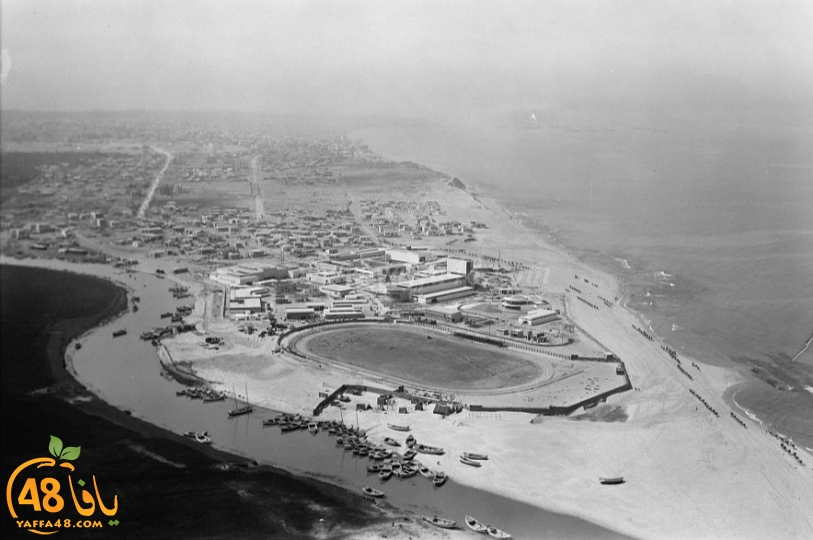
xmin=465 ymin=515 xmax=488 ymax=533
xmin=600 ymin=476 xmax=625 ymax=485
xmin=387 ymin=423 xmax=411 ymax=432
xmin=462 ymin=452 xmax=489 ymax=460
xmin=460 ymin=456 xmax=482 ymax=467
xmin=486 ymin=526 xmax=512 ymax=539
xmin=415 ymin=443 xmax=444 ymax=455
xmin=423 ymin=516 xmax=457 ymax=529
xmin=361 ymin=486 xmax=384 ymax=498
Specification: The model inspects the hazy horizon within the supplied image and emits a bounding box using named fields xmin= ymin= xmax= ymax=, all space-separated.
xmin=2 ymin=0 xmax=812 ymax=127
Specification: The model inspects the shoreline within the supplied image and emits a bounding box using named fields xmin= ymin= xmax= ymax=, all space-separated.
xmin=3 ymin=165 xmax=813 ymax=538
xmin=0 ymin=258 xmax=462 ymax=540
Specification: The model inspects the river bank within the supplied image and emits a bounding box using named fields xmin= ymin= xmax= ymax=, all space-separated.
xmin=0 ymin=262 xmax=459 ymax=540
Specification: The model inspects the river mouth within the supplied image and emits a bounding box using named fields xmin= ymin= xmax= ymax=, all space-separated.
xmin=290 ymin=323 xmax=545 ymax=391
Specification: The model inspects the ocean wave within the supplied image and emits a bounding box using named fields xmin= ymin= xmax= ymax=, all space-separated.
xmin=672 ymin=324 xmax=683 ymax=332
xmin=657 ymin=270 xmax=674 ymax=279
xmin=732 ymin=395 xmax=764 ymax=425
xmin=804 ymin=386 xmax=813 ymax=394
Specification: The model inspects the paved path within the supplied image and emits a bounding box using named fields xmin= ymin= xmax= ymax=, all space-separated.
xmin=137 ymin=147 xmax=172 ymax=218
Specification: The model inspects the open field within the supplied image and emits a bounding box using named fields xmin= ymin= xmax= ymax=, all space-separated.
xmin=293 ymin=323 xmax=546 ymax=391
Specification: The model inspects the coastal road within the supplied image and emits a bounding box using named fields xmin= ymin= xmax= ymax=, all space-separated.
xmin=137 ymin=147 xmax=172 ymax=219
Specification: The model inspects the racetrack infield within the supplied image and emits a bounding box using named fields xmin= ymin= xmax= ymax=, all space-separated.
xmin=292 ymin=324 xmax=547 ymax=391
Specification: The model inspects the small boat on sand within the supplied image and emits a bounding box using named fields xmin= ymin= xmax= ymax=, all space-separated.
xmin=465 ymin=515 xmax=488 ymax=533
xmin=432 ymin=471 xmax=447 ymax=487
xmin=423 ymin=516 xmax=456 ymax=529
xmin=486 ymin=526 xmax=512 ymax=539
xmin=415 ymin=443 xmax=444 ymax=455
xmin=403 ymin=449 xmax=417 ymax=460
xmin=378 ymin=469 xmax=392 ymax=481
xmin=362 ymin=486 xmax=385 ymax=498
xmin=406 ymin=434 xmax=416 ymax=447
xmin=460 ymin=456 xmax=481 ymax=467
xmin=308 ymin=422 xmax=318 ymax=434
xmin=182 ymin=430 xmax=207 ymax=438
xmin=462 ymin=452 xmax=489 ymax=460
xmin=383 ymin=437 xmax=400 ymax=447
xmin=600 ymin=476 xmax=625 ymax=485
xmin=367 ymin=464 xmax=382 ymax=473
xmin=112 ymin=329 xmax=127 ymax=337
xmin=203 ymin=393 xmax=225 ymax=402
xmin=387 ymin=423 xmax=410 ymax=432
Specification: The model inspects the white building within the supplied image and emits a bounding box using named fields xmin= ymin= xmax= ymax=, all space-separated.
xmin=518 ymin=308 xmax=559 ymax=326
xmin=393 ymin=273 xmax=467 ymax=301
xmin=415 ymin=286 xmax=475 ymax=304
xmin=502 ymin=295 xmax=535 ymax=311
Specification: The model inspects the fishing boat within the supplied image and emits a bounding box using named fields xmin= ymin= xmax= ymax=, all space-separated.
xmin=203 ymin=392 xmax=225 ymax=402
xmin=387 ymin=423 xmax=411 ymax=432
xmin=160 ymin=312 xmax=172 ymax=318
xmin=418 ymin=464 xmax=434 ymax=478
xmin=465 ymin=515 xmax=488 ymax=533
xmin=182 ymin=430 xmax=207 ymax=438
xmin=396 ymin=467 xmax=417 ymax=479
xmin=112 ymin=329 xmax=127 ymax=337
xmin=194 ymin=433 xmax=212 ymax=445
xmin=423 ymin=516 xmax=457 ymax=529
xmin=432 ymin=471 xmax=447 ymax=487
xmin=378 ymin=469 xmax=392 ymax=481
xmin=383 ymin=437 xmax=400 ymax=447
xmin=403 ymin=449 xmax=417 ymax=461
xmin=228 ymin=383 xmax=253 ymax=417
xmin=486 ymin=526 xmax=512 ymax=539
xmin=405 ymin=434 xmax=416 ymax=447
xmin=416 ymin=443 xmax=444 ymax=455
xmin=280 ymin=423 xmax=298 ymax=432
xmin=367 ymin=464 xmax=382 ymax=473
xmin=361 ymin=486 xmax=384 ymax=498
xmin=462 ymin=452 xmax=489 ymax=460
xmin=308 ymin=422 xmax=318 ymax=434
xmin=460 ymin=456 xmax=482 ymax=467
xmin=599 ymin=477 xmax=625 ymax=485
xmin=262 ymin=418 xmax=278 ymax=426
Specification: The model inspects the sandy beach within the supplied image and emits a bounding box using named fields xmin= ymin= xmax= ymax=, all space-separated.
xmin=4 ymin=175 xmax=813 ymax=540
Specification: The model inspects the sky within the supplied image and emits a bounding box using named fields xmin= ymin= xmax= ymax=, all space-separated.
xmin=1 ymin=0 xmax=812 ymax=124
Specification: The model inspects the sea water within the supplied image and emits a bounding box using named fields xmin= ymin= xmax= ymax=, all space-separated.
xmin=352 ymin=120 xmax=813 ymax=448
